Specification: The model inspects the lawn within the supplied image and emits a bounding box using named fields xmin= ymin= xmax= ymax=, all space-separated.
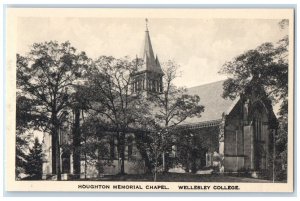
xmin=80 ymin=173 xmax=279 ymax=183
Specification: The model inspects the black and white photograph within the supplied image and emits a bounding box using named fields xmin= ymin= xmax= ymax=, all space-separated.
xmin=5 ymin=8 xmax=294 ymax=192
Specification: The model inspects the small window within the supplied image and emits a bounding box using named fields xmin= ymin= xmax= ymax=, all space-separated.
xmin=152 ymin=80 xmax=156 ymax=92
xmin=110 ymin=137 xmax=115 ymax=159
xmin=128 ymin=144 xmax=133 ymax=159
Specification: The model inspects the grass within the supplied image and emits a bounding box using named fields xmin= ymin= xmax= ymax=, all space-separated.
xmin=78 ymin=172 xmax=277 ymax=183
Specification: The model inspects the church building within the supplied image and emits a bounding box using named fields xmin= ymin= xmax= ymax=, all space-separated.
xmin=42 ymin=21 xmax=278 ymax=179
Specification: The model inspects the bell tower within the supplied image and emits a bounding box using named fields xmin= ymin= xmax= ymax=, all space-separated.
xmin=131 ymin=19 xmax=164 ymax=95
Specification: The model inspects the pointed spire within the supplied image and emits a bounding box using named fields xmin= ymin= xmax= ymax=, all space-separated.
xmin=155 ymin=54 xmax=161 ymax=68
xmin=144 ymin=52 xmax=149 ymax=64
xmin=143 ymin=24 xmax=155 ymax=60
xmin=145 ymin=18 xmax=149 ymax=31
xmin=138 ymin=19 xmax=164 ymax=75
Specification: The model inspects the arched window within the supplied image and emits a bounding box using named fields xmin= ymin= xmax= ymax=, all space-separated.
xmin=251 ymin=101 xmax=269 ymax=170
xmin=148 ymin=79 xmax=151 ymax=91
xmin=127 ymin=136 xmax=134 ymax=160
xmin=152 ymin=80 xmax=156 ymax=92
xmin=254 ymin=117 xmax=262 ymax=141
xmin=61 ymin=152 xmax=71 ymax=174
xmin=110 ymin=136 xmax=115 ymax=159
xmin=132 ymin=82 xmax=135 ymax=92
xmin=134 ymin=81 xmax=137 ymax=92
xmin=137 ymin=80 xmax=141 ymax=90
xmin=159 ymin=77 xmax=163 ymax=92
xmin=252 ymin=102 xmax=267 ymax=142
xmin=142 ymin=79 xmax=145 ymax=89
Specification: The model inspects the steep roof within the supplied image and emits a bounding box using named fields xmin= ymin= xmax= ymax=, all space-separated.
xmin=138 ymin=28 xmax=164 ymax=75
xmin=183 ymin=80 xmax=235 ymax=125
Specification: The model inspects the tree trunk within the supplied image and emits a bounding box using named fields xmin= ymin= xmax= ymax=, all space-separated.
xmin=51 ymin=131 xmax=57 ymax=175
xmin=134 ymin=132 xmax=153 ymax=173
xmin=154 ymin=157 xmax=157 ymax=182
xmin=56 ymin=130 xmax=61 ymax=181
xmin=84 ymin=133 xmax=87 ymax=179
xmin=51 ymin=112 xmax=61 ymax=181
xmin=119 ymin=132 xmax=125 ymax=175
xmin=72 ymin=108 xmax=81 ymax=179
xmin=162 ymin=152 xmax=166 ymax=172
xmin=273 ymin=129 xmax=276 ymax=183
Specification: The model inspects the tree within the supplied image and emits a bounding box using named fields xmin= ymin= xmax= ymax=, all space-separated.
xmin=147 ymin=61 xmax=204 ymax=178
xmin=174 ymin=127 xmax=219 ymax=173
xmin=75 ymin=118 xmax=109 ymax=179
xmin=84 ymin=56 xmax=148 ymax=175
xmin=219 ymin=20 xmax=289 ymax=180
xmin=17 ymin=41 xmax=90 ymax=180
xmin=16 ymin=132 xmax=29 ymax=180
xmin=272 ymin=109 xmax=288 ymax=181
xmin=81 ymin=119 xmax=114 ymax=178
xmin=15 ymin=94 xmax=41 ymax=179
xmin=16 ymin=95 xmax=30 ymax=179
xmin=219 ymin=40 xmax=287 ymax=104
xmin=219 ymin=21 xmax=288 ymax=116
xmin=70 ymin=85 xmax=91 ymax=179
xmin=24 ymin=138 xmax=44 ymax=180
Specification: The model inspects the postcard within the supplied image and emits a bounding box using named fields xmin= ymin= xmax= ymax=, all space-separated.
xmin=5 ymin=7 xmax=294 ymax=192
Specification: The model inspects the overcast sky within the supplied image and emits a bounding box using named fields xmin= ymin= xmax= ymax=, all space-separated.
xmin=17 ymin=17 xmax=288 ymax=88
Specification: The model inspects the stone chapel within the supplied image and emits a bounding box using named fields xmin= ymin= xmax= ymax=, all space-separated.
xmin=42 ymin=20 xmax=278 ymax=179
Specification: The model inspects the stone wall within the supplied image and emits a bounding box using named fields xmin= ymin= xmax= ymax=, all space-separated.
xmin=224 ymin=98 xmax=271 ymax=172
xmin=80 ymin=159 xmax=146 ymax=178
xmin=224 ymin=156 xmax=245 ymax=171
xmin=224 ymin=101 xmax=245 ymax=172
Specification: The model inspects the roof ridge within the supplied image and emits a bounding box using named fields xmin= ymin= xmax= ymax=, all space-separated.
xmin=187 ymin=79 xmax=226 ymax=89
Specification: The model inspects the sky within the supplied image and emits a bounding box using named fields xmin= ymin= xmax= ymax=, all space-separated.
xmin=17 ymin=17 xmax=288 ymax=88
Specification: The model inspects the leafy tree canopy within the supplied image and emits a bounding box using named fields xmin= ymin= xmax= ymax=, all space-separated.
xmin=17 ymin=41 xmax=91 ymax=132
xmin=150 ymin=60 xmax=204 ymax=130
xmin=219 ymin=36 xmax=288 ymax=116
xmin=17 ymin=41 xmax=91 ymax=178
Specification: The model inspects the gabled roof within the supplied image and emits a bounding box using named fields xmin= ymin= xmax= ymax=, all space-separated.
xmin=183 ymin=80 xmax=235 ymax=125
xmin=138 ymin=28 xmax=164 ymax=75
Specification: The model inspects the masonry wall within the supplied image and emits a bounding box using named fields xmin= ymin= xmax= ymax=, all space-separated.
xmin=224 ymin=101 xmax=245 ymax=172
xmin=80 ymin=159 xmax=146 ymax=178
xmin=224 ymin=99 xmax=272 ymax=172
xmin=80 ymin=139 xmax=146 ymax=177
xmin=42 ymin=132 xmax=146 ymax=179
